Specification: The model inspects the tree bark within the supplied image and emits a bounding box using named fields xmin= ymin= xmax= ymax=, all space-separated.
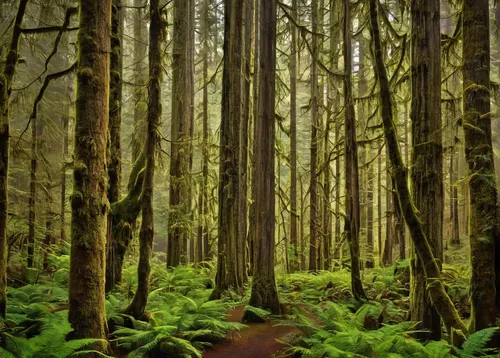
xmin=409 ymin=0 xmax=443 ymax=341
xmin=104 ymin=0 xmax=123 ymax=293
xmin=131 ymin=0 xmax=147 ymax=162
xmin=289 ymin=0 xmax=299 ymax=272
xmin=243 ymin=0 xmax=280 ymax=321
xmin=343 ymin=0 xmax=366 ymax=300
xmin=68 ymin=0 xmax=111 ymax=345
xmin=462 ymin=0 xmax=497 ymax=332
xmin=369 ymin=0 xmax=467 ymax=338
xmin=168 ymin=0 xmax=193 ymax=267
xmin=308 ymin=0 xmax=320 ymax=272
xmin=0 ymin=0 xmax=27 ymax=318
xmin=211 ymin=0 xmax=247 ymax=299
xmin=127 ymin=0 xmax=162 ymax=319
xmin=198 ymin=0 xmax=211 ymax=263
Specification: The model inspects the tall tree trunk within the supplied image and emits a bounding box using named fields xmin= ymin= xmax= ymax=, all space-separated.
xmin=289 ymin=0 xmax=299 ymax=272
xmin=383 ymin=150 xmax=393 ymax=266
xmin=168 ymin=0 xmax=193 ymax=267
xmin=343 ymin=0 xmax=366 ymax=300
xmin=108 ymin=0 xmax=122 ymax=206
xmin=309 ymin=0 xmax=319 ymax=272
xmin=300 ymin=177 xmax=307 ymax=269
xmin=239 ymin=0 xmax=252 ymax=280
xmin=198 ymin=0 xmax=212 ymax=263
xmin=105 ymin=0 xmax=123 ymax=293
xmin=68 ymin=0 xmax=111 ymax=345
xmin=366 ymin=145 xmax=374 ymax=268
xmin=28 ymin=104 xmax=37 ymax=268
xmin=462 ymin=0 xmax=497 ymax=332
xmin=186 ymin=0 xmax=196 ymax=264
xmin=369 ymin=0 xmax=467 ymax=339
xmin=127 ymin=0 xmax=162 ymax=319
xmin=243 ymin=0 xmax=280 ymax=320
xmin=377 ymin=142 xmax=382 ymax=266
xmin=28 ymin=0 xmax=52 ymax=268
xmin=248 ymin=0 xmax=260 ymax=275
xmin=334 ymin=112 xmax=341 ymax=261
xmin=358 ymin=37 xmax=367 ymax=270
xmin=0 ymin=0 xmax=26 ymax=314
xmin=132 ymin=0 xmax=147 ymax=162
xmin=409 ymin=0 xmax=443 ymax=341
xmin=211 ymin=0 xmax=246 ymax=299
xmin=60 ymin=113 xmax=69 ymax=247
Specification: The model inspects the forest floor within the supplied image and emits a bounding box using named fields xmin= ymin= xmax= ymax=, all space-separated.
xmin=203 ymin=304 xmax=319 ymax=358
xmin=203 ymin=305 xmax=295 ymax=358
xmin=3 ymin=249 xmax=498 ymax=357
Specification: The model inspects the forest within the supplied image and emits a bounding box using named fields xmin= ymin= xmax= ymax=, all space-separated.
xmin=1 ymin=0 xmax=500 ymax=357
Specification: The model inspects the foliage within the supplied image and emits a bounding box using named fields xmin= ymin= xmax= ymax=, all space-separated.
xmin=0 ymin=285 xmax=108 ymax=357
xmin=108 ymin=260 xmax=245 ymax=356
xmin=282 ymin=301 xmax=498 ymax=357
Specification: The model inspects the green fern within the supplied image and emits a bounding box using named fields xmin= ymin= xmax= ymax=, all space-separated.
xmin=457 ymin=327 xmax=500 ymax=357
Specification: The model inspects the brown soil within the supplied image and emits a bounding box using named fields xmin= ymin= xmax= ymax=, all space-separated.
xmin=202 ymin=305 xmax=308 ymax=358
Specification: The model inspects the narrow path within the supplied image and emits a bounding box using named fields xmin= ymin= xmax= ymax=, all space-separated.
xmin=202 ymin=306 xmax=303 ymax=358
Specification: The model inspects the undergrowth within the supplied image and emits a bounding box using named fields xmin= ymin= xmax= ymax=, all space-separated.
xmin=0 ymin=252 xmax=494 ymax=357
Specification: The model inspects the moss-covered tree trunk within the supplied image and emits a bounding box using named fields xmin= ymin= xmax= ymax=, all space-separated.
xmin=0 ymin=0 xmax=28 ymax=317
xmin=369 ymin=0 xmax=467 ymax=338
xmin=325 ymin=0 xmax=340 ymax=269
xmin=211 ymin=0 xmax=247 ymax=299
xmin=28 ymin=1 xmax=52 ymax=268
xmin=409 ymin=0 xmax=443 ymax=341
xmin=68 ymin=0 xmax=111 ymax=344
xmin=239 ymin=0 xmax=253 ymax=277
xmin=197 ymin=0 xmax=211 ymax=263
xmin=248 ymin=0 xmax=260 ymax=275
xmin=127 ymin=0 xmax=162 ymax=320
xmin=105 ymin=0 xmax=123 ymax=293
xmin=375 ymin=154 xmax=381 ymax=265
xmin=243 ymin=0 xmax=280 ymax=321
xmin=462 ymin=0 xmax=497 ymax=332
xmin=343 ymin=0 xmax=366 ymax=300
xmin=308 ymin=0 xmax=319 ymax=272
xmin=131 ymin=0 xmax=147 ymax=162
xmin=289 ymin=0 xmax=299 ymax=273
xmin=168 ymin=0 xmax=193 ymax=267
xmin=105 ymin=153 xmax=145 ymax=293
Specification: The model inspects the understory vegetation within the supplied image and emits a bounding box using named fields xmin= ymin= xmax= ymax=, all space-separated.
xmin=0 ymin=249 xmax=497 ymax=357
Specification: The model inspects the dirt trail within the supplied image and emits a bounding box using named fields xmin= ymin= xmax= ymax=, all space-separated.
xmin=202 ymin=306 xmax=301 ymax=358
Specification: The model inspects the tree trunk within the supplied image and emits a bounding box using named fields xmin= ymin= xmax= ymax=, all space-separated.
xmin=60 ymin=113 xmax=69 ymax=247
xmin=239 ymin=0 xmax=252 ymax=279
xmin=409 ymin=0 xmax=443 ymax=341
xmin=289 ymin=0 xmax=299 ymax=272
xmin=248 ymin=0 xmax=260 ymax=275
xmin=127 ymin=0 xmax=161 ymax=319
xmin=0 ymin=0 xmax=29 ymax=318
xmin=168 ymin=0 xmax=193 ymax=267
xmin=106 ymin=153 xmax=145 ymax=293
xmin=369 ymin=0 xmax=468 ymax=339
xmin=27 ymin=0 xmax=52 ymax=268
xmin=68 ymin=0 xmax=111 ymax=345
xmin=308 ymin=0 xmax=319 ymax=272
xmin=104 ymin=0 xmax=123 ymax=293
xmin=198 ymin=0 xmax=211 ymax=263
xmin=383 ymin=151 xmax=393 ymax=266
xmin=211 ymin=0 xmax=247 ymax=299
xmin=377 ymin=142 xmax=382 ymax=266
xmin=108 ymin=0 xmax=122 ymax=205
xmin=243 ymin=0 xmax=280 ymax=321
xmin=462 ymin=0 xmax=497 ymax=332
xmin=131 ymin=0 xmax=147 ymax=162
xmin=343 ymin=0 xmax=366 ymax=300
